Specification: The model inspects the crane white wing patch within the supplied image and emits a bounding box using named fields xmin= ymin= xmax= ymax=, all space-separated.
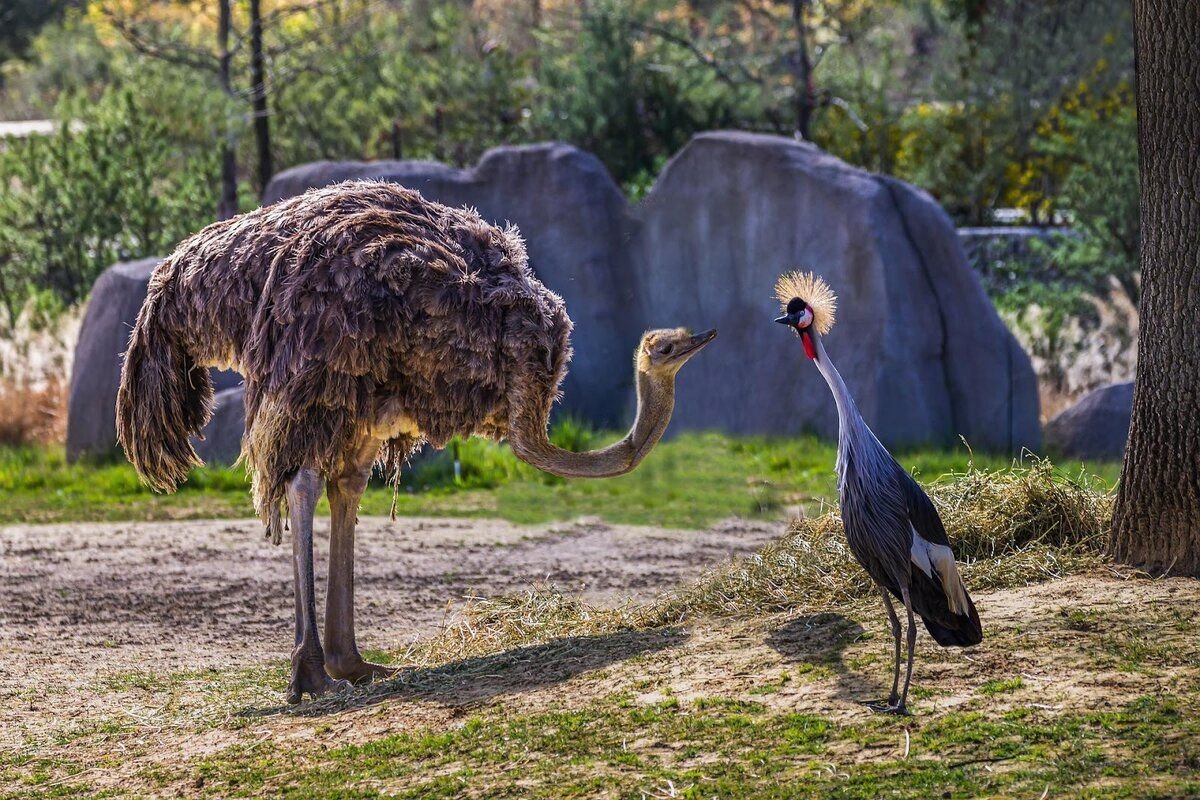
xmin=910 ymin=527 xmax=970 ymax=616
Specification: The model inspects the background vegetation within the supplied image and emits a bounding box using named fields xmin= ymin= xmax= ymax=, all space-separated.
xmin=0 ymin=0 xmax=1142 ymax=458
xmin=0 ymin=0 xmax=1136 ymax=332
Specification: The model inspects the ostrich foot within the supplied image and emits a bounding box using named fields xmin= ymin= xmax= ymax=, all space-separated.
xmin=326 ymin=654 xmax=398 ymax=685
xmin=287 ymin=656 xmax=352 ymax=705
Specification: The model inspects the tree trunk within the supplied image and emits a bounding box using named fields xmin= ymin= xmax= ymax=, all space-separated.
xmin=790 ymin=0 xmax=814 ymax=140
xmin=249 ymin=0 xmax=272 ymax=195
xmin=216 ymin=0 xmax=238 ymax=221
xmin=1109 ymin=0 xmax=1200 ymax=575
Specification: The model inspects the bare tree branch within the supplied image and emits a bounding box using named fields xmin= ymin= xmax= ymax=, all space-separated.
xmin=105 ymin=13 xmax=220 ymax=74
xmin=825 ymin=94 xmax=869 ymax=131
xmin=628 ymin=20 xmax=768 ymax=89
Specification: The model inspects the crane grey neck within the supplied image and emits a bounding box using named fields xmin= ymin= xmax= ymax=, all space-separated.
xmin=809 ymin=334 xmax=888 ymax=482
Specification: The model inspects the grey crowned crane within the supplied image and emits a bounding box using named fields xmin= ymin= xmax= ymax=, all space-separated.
xmin=773 ymin=271 xmax=982 ymax=715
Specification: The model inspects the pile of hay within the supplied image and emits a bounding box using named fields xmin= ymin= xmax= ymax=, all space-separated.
xmin=641 ymin=459 xmax=1113 ymax=626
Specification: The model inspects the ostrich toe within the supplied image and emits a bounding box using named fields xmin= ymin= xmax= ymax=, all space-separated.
xmin=326 ymin=656 xmax=398 ymax=685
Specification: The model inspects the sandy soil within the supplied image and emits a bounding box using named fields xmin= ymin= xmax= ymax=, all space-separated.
xmin=0 ymin=515 xmax=779 ymax=733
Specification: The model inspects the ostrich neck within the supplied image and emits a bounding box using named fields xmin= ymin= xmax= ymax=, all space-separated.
xmin=508 ymin=370 xmax=676 ymax=478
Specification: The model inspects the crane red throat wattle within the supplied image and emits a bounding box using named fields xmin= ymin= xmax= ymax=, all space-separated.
xmin=801 ymin=329 xmax=817 ymax=360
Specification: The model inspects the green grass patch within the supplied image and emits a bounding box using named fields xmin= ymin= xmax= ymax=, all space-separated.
xmin=979 ymin=676 xmax=1025 ymax=695
xmin=133 ymin=692 xmax=1198 ymax=799
xmin=0 ymin=431 xmax=1121 ymax=528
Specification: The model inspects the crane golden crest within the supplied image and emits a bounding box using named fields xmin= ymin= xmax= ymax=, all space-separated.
xmin=774 ymin=271 xmax=838 ymax=335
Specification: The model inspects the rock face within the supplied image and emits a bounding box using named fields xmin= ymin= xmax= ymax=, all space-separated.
xmin=66 ymin=257 xmax=241 ymax=462
xmin=1044 ymin=382 xmax=1134 ymax=461
xmin=67 ymin=257 xmax=159 ymax=462
xmin=267 ymin=132 xmax=1040 ymax=452
xmin=193 ymin=387 xmax=246 ymax=466
xmin=634 ymin=134 xmax=1039 ymax=449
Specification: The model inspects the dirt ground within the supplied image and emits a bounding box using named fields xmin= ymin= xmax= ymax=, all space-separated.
xmin=0 ymin=515 xmax=779 ymax=740
xmin=3 ymin=515 xmax=1199 ymax=797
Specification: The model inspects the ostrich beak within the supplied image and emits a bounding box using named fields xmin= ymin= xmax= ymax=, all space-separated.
xmin=671 ymin=328 xmax=717 ymax=363
xmin=684 ymin=328 xmax=718 ymax=355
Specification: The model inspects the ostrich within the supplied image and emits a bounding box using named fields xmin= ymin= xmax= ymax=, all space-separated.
xmin=116 ymin=180 xmax=717 ymax=703
xmin=773 ymin=271 xmax=981 ymax=715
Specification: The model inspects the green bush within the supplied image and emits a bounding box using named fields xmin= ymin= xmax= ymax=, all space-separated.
xmin=1034 ymin=99 xmax=1139 ymax=305
xmin=269 ymin=3 xmax=532 ymax=169
xmin=0 ymin=87 xmax=217 ymax=324
xmin=531 ymin=0 xmax=737 ymax=188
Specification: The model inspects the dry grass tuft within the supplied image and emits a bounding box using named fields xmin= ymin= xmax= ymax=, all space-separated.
xmin=0 ymin=373 xmax=67 ymax=446
xmin=402 ymin=586 xmax=629 ymax=668
xmin=932 ymin=458 xmax=1113 ymax=589
xmin=0 ymin=301 xmax=80 ymax=446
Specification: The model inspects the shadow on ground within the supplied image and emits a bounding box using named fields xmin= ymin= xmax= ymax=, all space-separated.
xmin=243 ymin=626 xmax=687 ymax=718
xmin=767 ymin=612 xmax=882 ymax=703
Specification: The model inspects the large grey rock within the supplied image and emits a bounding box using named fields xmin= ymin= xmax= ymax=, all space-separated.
xmin=265 ymin=145 xmax=639 ymax=428
xmin=1044 ymin=382 xmax=1133 ymax=461
xmin=193 ymin=386 xmax=245 ymax=466
xmin=67 ymin=257 xmax=241 ymax=462
xmin=260 ymin=132 xmax=1041 ymax=453
xmin=631 ymin=132 xmax=1039 ymax=451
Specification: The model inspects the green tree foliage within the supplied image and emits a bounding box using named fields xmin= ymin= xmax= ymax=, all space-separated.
xmin=0 ymin=0 xmax=83 ymax=67
xmin=0 ymin=0 xmax=1142 ymax=316
xmin=1036 ymin=97 xmax=1140 ymax=305
xmin=0 ymin=89 xmax=217 ymax=326
xmin=268 ymin=3 xmax=532 ymax=168
xmin=531 ymin=0 xmax=738 ymax=186
xmin=889 ymin=0 xmax=1132 ymax=225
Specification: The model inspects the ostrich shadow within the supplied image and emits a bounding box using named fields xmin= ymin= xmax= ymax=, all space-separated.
xmin=766 ymin=612 xmax=884 ymax=703
xmin=241 ymin=626 xmax=687 ymax=719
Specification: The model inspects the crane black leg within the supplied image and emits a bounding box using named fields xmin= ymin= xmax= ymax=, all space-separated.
xmin=878 ymin=586 xmax=902 ymax=707
xmin=888 ymin=587 xmax=918 ymax=716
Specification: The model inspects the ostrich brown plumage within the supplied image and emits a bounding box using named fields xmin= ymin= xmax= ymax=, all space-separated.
xmin=116 ymin=180 xmax=716 ymax=703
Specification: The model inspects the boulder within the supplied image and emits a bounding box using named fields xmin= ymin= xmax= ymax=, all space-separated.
xmin=66 ymin=257 xmax=241 ymax=462
xmin=255 ymin=133 xmax=1041 ymax=453
xmin=193 ymin=386 xmax=245 ymax=466
xmin=631 ymin=132 xmax=1040 ymax=451
xmin=264 ymin=145 xmax=639 ymax=428
xmin=1043 ymin=382 xmax=1133 ymax=461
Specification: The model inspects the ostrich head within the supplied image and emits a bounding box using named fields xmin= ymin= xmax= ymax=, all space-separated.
xmin=637 ymin=327 xmax=718 ymax=376
xmin=773 ymin=271 xmax=838 ymax=360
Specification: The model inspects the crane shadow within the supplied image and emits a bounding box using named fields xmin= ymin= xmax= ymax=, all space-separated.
xmin=241 ymin=626 xmax=687 ymax=719
xmin=766 ymin=612 xmax=884 ymax=703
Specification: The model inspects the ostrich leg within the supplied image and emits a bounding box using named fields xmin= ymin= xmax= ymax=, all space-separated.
xmin=286 ymin=466 xmax=350 ymax=704
xmin=324 ymin=444 xmax=398 ymax=684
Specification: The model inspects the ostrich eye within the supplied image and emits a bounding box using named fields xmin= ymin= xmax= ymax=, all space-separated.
xmin=659 ymin=343 xmax=674 ymax=355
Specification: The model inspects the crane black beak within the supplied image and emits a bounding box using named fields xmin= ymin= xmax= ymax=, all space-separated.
xmin=775 ymin=314 xmax=796 ymax=327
